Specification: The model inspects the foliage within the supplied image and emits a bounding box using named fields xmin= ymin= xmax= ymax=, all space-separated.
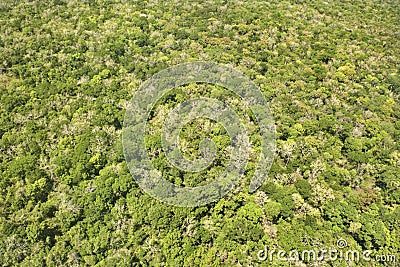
xmin=0 ymin=0 xmax=399 ymax=266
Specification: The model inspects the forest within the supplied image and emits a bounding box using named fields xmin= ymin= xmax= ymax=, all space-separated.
xmin=0 ymin=0 xmax=399 ymax=266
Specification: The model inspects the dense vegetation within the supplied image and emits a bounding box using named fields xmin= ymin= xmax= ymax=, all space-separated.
xmin=0 ymin=0 xmax=399 ymax=266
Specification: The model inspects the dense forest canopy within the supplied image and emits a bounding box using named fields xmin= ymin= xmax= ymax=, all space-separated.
xmin=0 ymin=0 xmax=399 ymax=266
